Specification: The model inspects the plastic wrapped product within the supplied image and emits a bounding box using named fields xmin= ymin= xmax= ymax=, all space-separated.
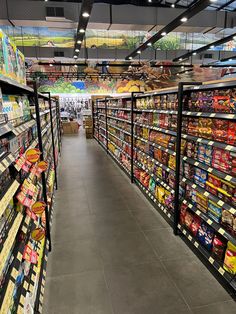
xmin=223 ymin=242 xmax=236 ymax=274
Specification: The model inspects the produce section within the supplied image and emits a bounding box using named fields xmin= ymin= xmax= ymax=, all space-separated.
xmin=0 ymin=78 xmax=61 ymax=313
xmin=93 ymin=80 xmax=236 ymax=293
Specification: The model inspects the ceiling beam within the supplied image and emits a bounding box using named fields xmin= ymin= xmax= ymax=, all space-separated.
xmin=74 ymin=0 xmax=94 ymax=59
xmin=216 ymin=0 xmax=235 ymax=11
xmin=125 ymin=0 xmax=211 ymax=60
xmin=173 ymin=32 xmax=236 ymax=62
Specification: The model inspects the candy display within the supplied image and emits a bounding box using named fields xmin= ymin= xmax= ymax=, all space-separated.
xmin=94 ymin=82 xmax=236 ymax=287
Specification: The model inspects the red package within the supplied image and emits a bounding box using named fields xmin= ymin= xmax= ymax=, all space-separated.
xmin=190 ymin=215 xmax=201 ymax=236
xmin=208 ymin=174 xmax=221 ymax=188
xmin=213 ymin=119 xmax=229 ymax=143
xmin=228 ymin=122 xmax=236 ymax=145
xmin=180 ymin=203 xmax=188 ymax=225
xmin=212 ymin=235 xmax=227 ymax=261
xmin=185 ymin=211 xmax=194 ymax=230
xmin=213 ymin=96 xmax=230 ymax=113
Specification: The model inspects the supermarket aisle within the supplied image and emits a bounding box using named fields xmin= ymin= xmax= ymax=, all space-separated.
xmin=43 ymin=133 xmax=236 ymax=314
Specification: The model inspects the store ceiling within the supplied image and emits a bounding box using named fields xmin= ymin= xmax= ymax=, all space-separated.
xmin=0 ymin=0 xmax=236 ymax=66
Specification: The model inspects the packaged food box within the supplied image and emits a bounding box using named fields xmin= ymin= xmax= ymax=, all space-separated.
xmin=208 ymin=200 xmax=222 ymax=223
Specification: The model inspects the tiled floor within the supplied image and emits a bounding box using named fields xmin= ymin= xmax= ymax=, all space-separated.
xmin=43 ymin=133 xmax=236 ymax=314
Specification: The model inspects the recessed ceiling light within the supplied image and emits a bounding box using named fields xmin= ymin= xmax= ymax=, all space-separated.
xmin=160 ymin=66 xmax=163 ymax=69
xmin=73 ymin=55 xmax=78 ymax=59
xmin=137 ymin=50 xmax=141 ymax=54
xmin=75 ymin=49 xmax=80 ymax=52
xmin=179 ymin=58 xmax=183 ymax=61
xmin=147 ymin=42 xmax=152 ymax=46
xmin=229 ymin=58 xmax=233 ymax=61
xmin=171 ymin=4 xmax=175 ymax=8
xmin=210 ymin=66 xmax=213 ymax=68
xmin=82 ymin=12 xmax=90 ymax=17
xmin=74 ymin=64 xmax=78 ymax=68
xmin=79 ymin=29 xmax=85 ymax=33
xmin=193 ymin=52 xmax=197 ymax=55
xmin=210 ymin=45 xmax=214 ymax=49
xmin=181 ymin=17 xmax=188 ymax=22
xmin=77 ymin=40 xmax=82 ymax=44
xmin=161 ymin=32 xmax=167 ymax=36
xmin=129 ymin=56 xmax=133 ymax=60
xmin=49 ymin=63 xmax=53 ymax=67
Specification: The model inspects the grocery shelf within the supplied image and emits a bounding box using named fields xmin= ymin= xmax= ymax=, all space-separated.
xmin=134 ymin=146 xmax=174 ymax=173
xmin=108 ymin=150 xmax=131 ymax=177
xmin=182 ymin=177 xmax=236 ymax=215
xmin=182 ymin=198 xmax=236 ymax=246
xmin=107 ymin=122 xmax=131 ymax=135
xmin=134 ymin=160 xmax=175 ymax=193
xmin=177 ymin=223 xmax=236 ymax=291
xmin=0 ymin=123 xmax=13 ymax=137
xmin=108 ymin=138 xmax=131 ymax=159
xmin=134 ymin=178 xmax=173 ymax=222
xmin=107 ymin=115 xmax=131 ymax=123
xmin=0 ymin=153 xmax=15 ymax=174
xmin=134 ymin=134 xmax=176 ymax=155
xmin=108 ymin=130 xmax=131 ymax=146
xmin=93 ymin=81 xmax=236 ymax=295
xmin=12 ymin=119 xmax=36 ymax=136
xmin=182 ymin=111 xmax=236 ymax=120
xmin=107 ymin=107 xmax=131 ymax=111
xmin=134 ymin=109 xmax=178 ymax=114
xmin=134 ymin=121 xmax=177 ymax=136
xmin=182 ymin=156 xmax=236 ymax=185
xmin=0 ymin=180 xmax=20 ymax=217
xmin=181 ymin=133 xmax=236 ymax=152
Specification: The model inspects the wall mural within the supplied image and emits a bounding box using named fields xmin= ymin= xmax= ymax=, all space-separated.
xmin=26 ymin=61 xmax=226 ymax=94
xmin=1 ymin=26 xmax=236 ymax=51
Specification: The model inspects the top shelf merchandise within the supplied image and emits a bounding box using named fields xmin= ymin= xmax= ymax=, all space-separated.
xmin=93 ymin=79 xmax=236 ymax=294
xmin=0 ymin=80 xmax=61 ymax=314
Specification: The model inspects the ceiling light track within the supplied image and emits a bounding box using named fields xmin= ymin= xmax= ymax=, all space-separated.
xmin=173 ymin=32 xmax=236 ymax=62
xmin=73 ymin=0 xmax=94 ymax=59
xmin=125 ymin=0 xmax=211 ymax=60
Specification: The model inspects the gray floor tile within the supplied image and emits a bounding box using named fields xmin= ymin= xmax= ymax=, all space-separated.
xmin=192 ymin=300 xmax=236 ymax=314
xmin=47 ymin=238 xmax=103 ymax=277
xmin=164 ymin=256 xmax=232 ymax=308
xmin=91 ymin=211 xmax=140 ymax=237
xmin=52 ymin=214 xmax=95 ymax=244
xmin=144 ymin=228 xmax=194 ymax=260
xmin=43 ymin=271 xmax=113 ymax=314
xmin=88 ymin=197 xmax=129 ymax=214
xmin=104 ymin=262 xmax=190 ymax=314
xmin=97 ymin=231 xmax=157 ymax=266
xmin=130 ymin=207 xmax=169 ymax=231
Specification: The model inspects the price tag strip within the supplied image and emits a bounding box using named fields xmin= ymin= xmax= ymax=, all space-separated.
xmin=0 ymin=180 xmax=20 ymax=217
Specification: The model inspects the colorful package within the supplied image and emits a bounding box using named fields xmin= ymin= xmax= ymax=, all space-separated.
xmin=223 ymin=242 xmax=236 ymax=274
xmin=212 ymin=235 xmax=227 ymax=261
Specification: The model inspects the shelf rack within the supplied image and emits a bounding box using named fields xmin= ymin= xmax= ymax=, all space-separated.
xmin=0 ymin=79 xmax=61 ymax=313
xmin=93 ymin=80 xmax=236 ymax=295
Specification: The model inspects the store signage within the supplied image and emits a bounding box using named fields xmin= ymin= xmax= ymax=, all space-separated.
xmin=31 ymin=228 xmax=45 ymax=241
xmin=31 ymin=201 xmax=46 ymax=216
xmin=37 ymin=161 xmax=48 ymax=172
xmin=25 ymin=148 xmax=41 ymax=163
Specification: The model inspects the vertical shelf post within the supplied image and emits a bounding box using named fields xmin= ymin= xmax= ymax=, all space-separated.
xmin=33 ymin=82 xmax=52 ymax=252
xmin=173 ymin=82 xmax=202 ymax=235
xmin=131 ymin=92 xmax=135 ymax=183
xmin=105 ymin=97 xmax=108 ymax=153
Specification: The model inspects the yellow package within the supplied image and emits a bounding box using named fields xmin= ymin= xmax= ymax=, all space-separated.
xmin=142 ymin=128 xmax=149 ymax=139
xmin=157 ymin=186 xmax=165 ymax=204
xmin=168 ymin=155 xmax=176 ymax=170
xmin=223 ymin=242 xmax=236 ymax=274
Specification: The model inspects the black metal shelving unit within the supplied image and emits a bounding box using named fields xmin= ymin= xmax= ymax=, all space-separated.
xmin=0 ymin=78 xmax=61 ymax=313
xmin=92 ymin=79 xmax=236 ymax=295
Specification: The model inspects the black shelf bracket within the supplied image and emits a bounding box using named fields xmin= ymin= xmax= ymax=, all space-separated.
xmin=173 ymin=81 xmax=202 ymax=235
xmin=33 ymin=82 xmax=52 ymax=252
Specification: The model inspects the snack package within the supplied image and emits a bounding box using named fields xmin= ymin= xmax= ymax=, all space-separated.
xmin=198 ymin=118 xmax=213 ymax=139
xmin=183 ymin=162 xmax=194 ymax=180
xmin=208 ymin=200 xmax=222 ymax=223
xmin=223 ymin=242 xmax=236 ymax=274
xmin=221 ymin=210 xmax=236 ymax=236
xmin=185 ymin=211 xmax=194 ymax=230
xmin=197 ymin=222 xmax=214 ymax=250
xmin=190 ymin=215 xmax=201 ymax=236
xmin=213 ymin=95 xmax=230 ymax=113
xmin=180 ymin=203 xmax=188 ymax=225
xmin=186 ymin=140 xmax=198 ymax=159
xmin=212 ymin=148 xmax=231 ymax=173
xmin=212 ymin=235 xmax=227 ymax=261
xmin=212 ymin=119 xmax=229 ymax=143
xmin=194 ymin=168 xmax=208 ymax=188
xmin=196 ymin=193 xmax=208 ymax=213
xmin=188 ymin=118 xmax=199 ymax=137
xmin=228 ymin=122 xmax=236 ymax=146
xmin=168 ymin=155 xmax=176 ymax=170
